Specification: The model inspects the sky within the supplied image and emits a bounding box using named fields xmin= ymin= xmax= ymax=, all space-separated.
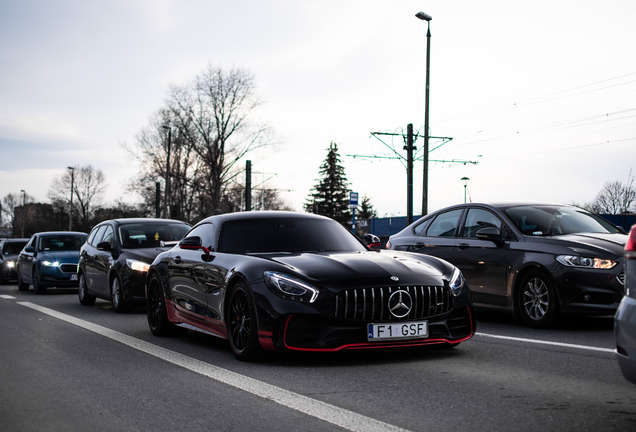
xmin=1 ymin=0 xmax=635 ymax=220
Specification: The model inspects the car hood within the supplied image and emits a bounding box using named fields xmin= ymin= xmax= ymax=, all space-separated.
xmin=258 ymin=250 xmax=450 ymax=288
xmin=534 ymin=232 xmax=627 ymax=257
xmin=37 ymin=250 xmax=80 ymax=264
xmin=122 ymin=247 xmax=171 ymax=263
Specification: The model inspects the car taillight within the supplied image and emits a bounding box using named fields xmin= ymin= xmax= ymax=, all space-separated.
xmin=626 ymin=226 xmax=636 ymax=260
xmin=386 ymin=240 xmax=392 ymax=249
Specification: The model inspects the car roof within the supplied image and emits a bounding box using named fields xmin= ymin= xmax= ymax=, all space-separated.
xmin=34 ymin=231 xmax=87 ymax=236
xmin=198 ymin=210 xmax=332 ymax=225
xmin=96 ymin=218 xmax=191 ymax=226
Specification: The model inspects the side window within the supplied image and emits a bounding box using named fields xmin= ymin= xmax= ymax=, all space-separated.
xmin=413 ymin=218 xmax=432 ymax=236
xmin=462 ymin=209 xmax=502 ymax=238
xmin=101 ymin=225 xmax=115 ymax=246
xmin=185 ymin=223 xmax=216 ymax=249
xmin=426 ymin=210 xmax=462 ymax=238
xmin=90 ymin=225 xmax=108 ymax=246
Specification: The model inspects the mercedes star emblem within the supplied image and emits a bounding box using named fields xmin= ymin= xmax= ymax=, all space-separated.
xmin=388 ymin=290 xmax=413 ymax=318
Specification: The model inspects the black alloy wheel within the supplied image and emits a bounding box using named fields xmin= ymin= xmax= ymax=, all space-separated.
xmin=227 ymin=282 xmax=261 ymax=361
xmin=32 ymin=268 xmax=46 ymax=294
xmin=110 ymin=275 xmax=126 ymax=313
xmin=518 ymin=270 xmax=561 ymax=329
xmin=16 ymin=267 xmax=29 ymax=291
xmin=78 ymin=272 xmax=96 ymax=306
xmin=147 ymin=274 xmax=171 ymax=336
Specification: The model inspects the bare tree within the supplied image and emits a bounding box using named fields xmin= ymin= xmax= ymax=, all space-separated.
xmin=1 ymin=192 xmax=35 ymax=231
xmin=123 ymin=109 xmax=204 ymax=222
xmin=166 ymin=65 xmax=274 ymax=216
xmin=591 ymin=170 xmax=636 ymax=214
xmin=47 ymin=165 xmax=107 ymax=231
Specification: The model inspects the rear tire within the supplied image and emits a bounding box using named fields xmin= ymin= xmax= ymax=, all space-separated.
xmin=147 ymin=274 xmax=172 ymax=336
xmin=78 ymin=272 xmax=96 ymax=306
xmin=17 ymin=268 xmax=29 ymax=291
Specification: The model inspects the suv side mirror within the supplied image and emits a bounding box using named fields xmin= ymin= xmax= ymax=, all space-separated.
xmin=96 ymin=241 xmax=112 ymax=251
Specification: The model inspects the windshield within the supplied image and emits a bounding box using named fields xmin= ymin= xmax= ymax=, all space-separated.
xmin=119 ymin=223 xmax=190 ymax=249
xmin=218 ymin=217 xmax=366 ymax=253
xmin=504 ymin=205 xmax=620 ymax=236
xmin=2 ymin=241 xmax=27 ymax=255
xmin=38 ymin=235 xmax=87 ymax=251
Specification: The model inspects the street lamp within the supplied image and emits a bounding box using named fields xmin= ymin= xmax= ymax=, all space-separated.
xmin=461 ymin=177 xmax=470 ymax=203
xmin=162 ymin=125 xmax=172 ymax=219
xmin=68 ymin=166 xmax=75 ymax=231
xmin=416 ymin=11 xmax=432 ymax=216
xmin=20 ymin=189 xmax=25 ymax=237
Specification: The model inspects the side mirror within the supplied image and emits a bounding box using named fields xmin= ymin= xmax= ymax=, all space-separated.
xmin=476 ymin=227 xmax=502 ymax=242
xmin=179 ymin=236 xmax=211 ymax=255
xmin=96 ymin=241 xmax=112 ymax=251
xmin=363 ymin=234 xmax=382 ymax=250
xmin=24 ymin=246 xmax=35 ymax=253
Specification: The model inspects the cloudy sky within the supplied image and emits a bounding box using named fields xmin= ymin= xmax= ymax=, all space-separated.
xmin=1 ymin=0 xmax=635 ymax=219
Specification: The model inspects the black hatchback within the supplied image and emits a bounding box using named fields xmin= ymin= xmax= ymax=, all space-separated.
xmin=78 ymin=218 xmax=190 ymax=312
xmin=387 ymin=203 xmax=627 ymax=328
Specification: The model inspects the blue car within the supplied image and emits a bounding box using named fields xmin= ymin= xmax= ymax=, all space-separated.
xmin=17 ymin=231 xmax=88 ymax=294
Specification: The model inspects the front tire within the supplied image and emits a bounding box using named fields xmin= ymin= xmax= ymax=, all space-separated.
xmin=227 ymin=282 xmax=261 ymax=361
xmin=32 ymin=268 xmax=46 ymax=294
xmin=17 ymin=267 xmax=29 ymax=291
xmin=110 ymin=275 xmax=126 ymax=313
xmin=518 ymin=270 xmax=561 ymax=329
xmin=78 ymin=272 xmax=96 ymax=306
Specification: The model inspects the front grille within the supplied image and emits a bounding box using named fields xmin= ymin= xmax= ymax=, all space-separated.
xmin=60 ymin=264 xmax=76 ymax=273
xmin=617 ymin=270 xmax=625 ymax=286
xmin=332 ymin=285 xmax=451 ymax=321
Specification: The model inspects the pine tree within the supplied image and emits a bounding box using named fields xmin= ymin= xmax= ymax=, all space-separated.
xmin=357 ymin=194 xmax=378 ymax=219
xmin=305 ymin=141 xmax=351 ymax=225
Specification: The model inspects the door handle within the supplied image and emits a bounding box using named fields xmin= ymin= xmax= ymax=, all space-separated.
xmin=457 ymin=243 xmax=469 ymax=250
xmin=173 ymin=256 xmax=181 ymax=264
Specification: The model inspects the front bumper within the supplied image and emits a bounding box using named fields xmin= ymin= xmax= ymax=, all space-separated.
xmin=39 ymin=267 xmax=79 ymax=288
xmin=553 ymin=266 xmax=624 ymax=316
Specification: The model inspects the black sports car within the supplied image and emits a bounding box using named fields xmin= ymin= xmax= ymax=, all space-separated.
xmin=388 ymin=202 xmax=627 ymax=328
xmin=146 ymin=211 xmax=475 ymax=361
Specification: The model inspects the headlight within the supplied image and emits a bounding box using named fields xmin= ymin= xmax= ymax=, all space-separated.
xmin=556 ymin=255 xmax=617 ymax=269
xmin=126 ymin=259 xmax=150 ymax=272
xmin=264 ymin=271 xmax=319 ymax=303
xmin=449 ymin=267 xmax=465 ymax=297
xmin=6 ymin=261 xmax=14 ymax=268
xmin=41 ymin=260 xmax=59 ymax=267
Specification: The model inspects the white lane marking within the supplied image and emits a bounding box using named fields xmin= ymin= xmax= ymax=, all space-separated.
xmin=476 ymin=332 xmax=615 ymax=353
xmin=0 ymin=295 xmax=16 ymax=299
xmin=17 ymin=302 xmax=409 ymax=432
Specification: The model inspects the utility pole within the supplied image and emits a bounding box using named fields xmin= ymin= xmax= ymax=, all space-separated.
xmin=68 ymin=166 xmax=74 ymax=231
xmin=405 ymin=124 xmax=415 ymax=225
xmin=162 ymin=126 xmax=171 ymax=219
xmin=155 ymin=182 xmax=161 ymax=218
xmin=245 ymin=160 xmax=252 ymax=211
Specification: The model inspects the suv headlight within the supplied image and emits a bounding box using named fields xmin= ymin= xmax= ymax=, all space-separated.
xmin=126 ymin=259 xmax=150 ymax=272
xmin=450 ymin=267 xmax=465 ymax=297
xmin=41 ymin=260 xmax=59 ymax=267
xmin=556 ymin=255 xmax=617 ymax=269
xmin=264 ymin=271 xmax=319 ymax=303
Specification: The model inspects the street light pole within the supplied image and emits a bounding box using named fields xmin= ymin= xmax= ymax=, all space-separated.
xmin=162 ymin=126 xmax=172 ymax=219
xmin=20 ymin=189 xmax=25 ymax=237
xmin=416 ymin=11 xmax=432 ymax=216
xmin=68 ymin=166 xmax=75 ymax=231
xmin=461 ymin=177 xmax=470 ymax=203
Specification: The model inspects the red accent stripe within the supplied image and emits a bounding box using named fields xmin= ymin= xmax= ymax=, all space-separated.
xmin=282 ymin=307 xmax=475 ymax=352
xmin=165 ymin=298 xmax=228 ymax=339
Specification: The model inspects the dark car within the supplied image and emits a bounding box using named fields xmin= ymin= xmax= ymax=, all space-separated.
xmin=387 ymin=203 xmax=627 ymax=328
xmin=16 ymin=232 xmax=88 ymax=294
xmin=615 ymin=225 xmax=636 ymax=384
xmin=78 ymin=218 xmax=191 ymax=312
xmin=145 ymin=211 xmax=475 ymax=361
xmin=0 ymin=238 xmax=28 ymax=284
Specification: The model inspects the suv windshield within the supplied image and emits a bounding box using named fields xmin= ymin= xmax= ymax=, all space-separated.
xmin=504 ymin=205 xmax=620 ymax=236
xmin=119 ymin=223 xmax=190 ymax=249
xmin=38 ymin=235 xmax=87 ymax=251
xmin=218 ymin=217 xmax=366 ymax=253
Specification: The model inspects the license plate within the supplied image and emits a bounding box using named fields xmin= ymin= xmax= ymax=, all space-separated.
xmin=367 ymin=321 xmax=428 ymax=341
xmin=70 ymin=274 xmax=78 ymax=281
